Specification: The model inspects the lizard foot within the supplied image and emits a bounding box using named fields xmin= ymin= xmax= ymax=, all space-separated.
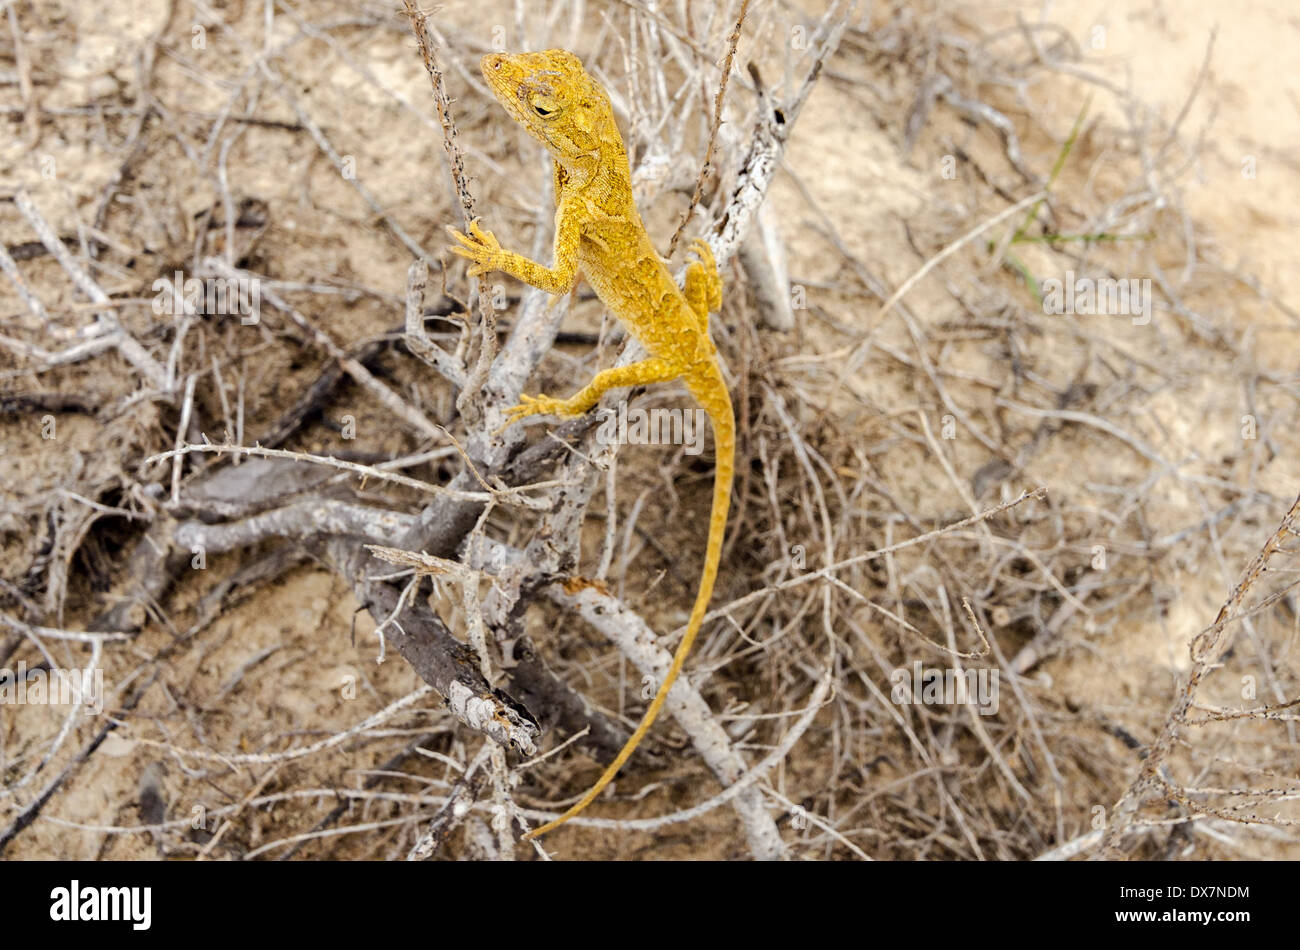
xmin=688 ymin=237 xmax=717 ymax=271
xmin=683 ymin=238 xmax=722 ymax=322
xmin=496 ymin=393 xmax=583 ymax=434
xmin=686 ymin=238 xmax=722 ymax=314
xmin=446 ymin=217 xmax=503 ymax=278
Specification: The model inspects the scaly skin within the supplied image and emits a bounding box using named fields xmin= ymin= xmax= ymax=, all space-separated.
xmin=448 ymin=49 xmax=734 ymax=841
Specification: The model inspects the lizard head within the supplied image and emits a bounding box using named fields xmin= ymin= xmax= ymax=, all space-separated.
xmin=480 ymin=49 xmax=621 ymax=167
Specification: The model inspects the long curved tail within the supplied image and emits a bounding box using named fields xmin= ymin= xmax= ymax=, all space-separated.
xmin=524 ymin=376 xmax=735 ymax=839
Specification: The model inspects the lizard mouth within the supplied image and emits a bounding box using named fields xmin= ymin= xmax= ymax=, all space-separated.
xmin=479 ymin=53 xmax=512 ymax=98
xmin=480 ymin=55 xmax=528 ymax=113
xmin=478 ymin=52 xmax=559 ymax=148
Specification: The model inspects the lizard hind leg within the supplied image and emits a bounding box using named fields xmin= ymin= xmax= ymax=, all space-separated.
xmin=500 ymin=357 xmax=680 ymax=431
xmin=682 ymin=238 xmax=723 ymax=327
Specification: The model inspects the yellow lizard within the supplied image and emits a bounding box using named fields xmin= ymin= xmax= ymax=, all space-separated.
xmin=448 ymin=49 xmax=734 ymax=840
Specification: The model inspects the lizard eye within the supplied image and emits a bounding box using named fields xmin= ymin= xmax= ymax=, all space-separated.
xmin=529 ymin=96 xmax=560 ymax=119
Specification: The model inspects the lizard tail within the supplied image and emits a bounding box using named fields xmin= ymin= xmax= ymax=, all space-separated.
xmin=524 ymin=378 xmax=735 ymax=840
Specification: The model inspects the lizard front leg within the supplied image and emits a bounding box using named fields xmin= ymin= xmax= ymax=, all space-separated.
xmin=502 ymin=357 xmax=681 ymax=429
xmin=446 ymin=203 xmax=579 ymax=296
xmin=682 ymin=238 xmax=722 ymax=329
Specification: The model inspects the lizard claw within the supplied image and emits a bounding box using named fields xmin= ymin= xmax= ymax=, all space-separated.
xmin=687 ymin=237 xmax=716 ymax=270
xmin=683 ymin=237 xmax=723 ymax=317
xmin=495 ymin=393 xmax=579 ymax=434
xmin=446 ymin=216 xmax=503 ymax=278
